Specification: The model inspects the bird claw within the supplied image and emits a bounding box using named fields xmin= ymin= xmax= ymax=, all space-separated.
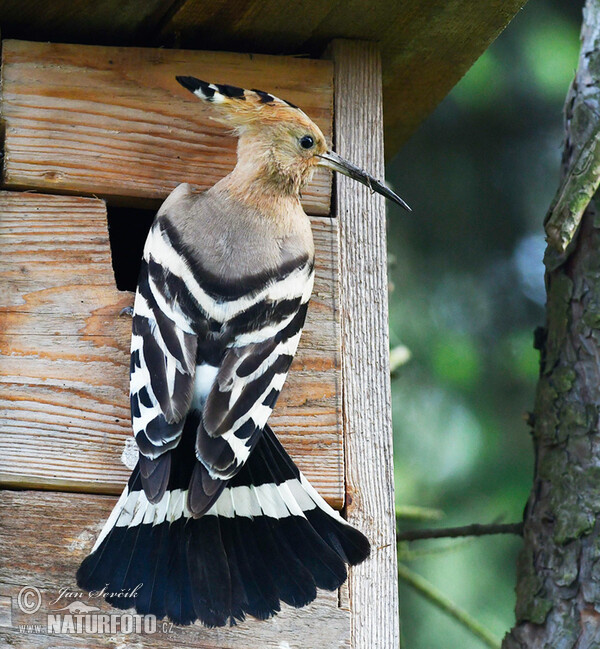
xmin=119 ymin=306 xmax=134 ymax=317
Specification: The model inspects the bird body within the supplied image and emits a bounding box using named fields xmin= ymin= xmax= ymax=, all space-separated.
xmin=163 ymin=182 xmax=314 ymax=287
xmin=77 ymin=78 xmax=408 ymax=627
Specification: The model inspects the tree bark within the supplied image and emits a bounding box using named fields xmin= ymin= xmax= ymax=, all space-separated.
xmin=503 ymin=2 xmax=600 ymax=647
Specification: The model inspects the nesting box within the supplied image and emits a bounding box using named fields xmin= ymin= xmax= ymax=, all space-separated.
xmin=0 ymin=38 xmax=398 ymax=649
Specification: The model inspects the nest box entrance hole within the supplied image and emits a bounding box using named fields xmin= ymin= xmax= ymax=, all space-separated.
xmin=106 ymin=206 xmax=155 ymax=292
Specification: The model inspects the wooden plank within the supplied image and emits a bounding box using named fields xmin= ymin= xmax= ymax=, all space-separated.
xmin=0 ymin=489 xmax=351 ymax=648
xmin=0 ymin=191 xmax=344 ymax=508
xmin=331 ymin=41 xmax=399 ymax=649
xmin=161 ymin=0 xmax=526 ymax=156
xmin=0 ymin=0 xmax=175 ymax=44
xmin=159 ymin=0 xmax=338 ymax=53
xmin=0 ymin=40 xmax=333 ymax=215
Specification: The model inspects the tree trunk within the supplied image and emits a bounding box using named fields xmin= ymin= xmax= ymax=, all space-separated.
xmin=503 ymin=2 xmax=600 ymax=647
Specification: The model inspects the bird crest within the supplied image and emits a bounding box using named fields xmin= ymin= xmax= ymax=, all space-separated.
xmin=176 ymin=76 xmax=310 ymax=131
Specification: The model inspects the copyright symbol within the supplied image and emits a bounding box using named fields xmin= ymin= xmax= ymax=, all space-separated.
xmin=18 ymin=586 xmax=42 ymax=614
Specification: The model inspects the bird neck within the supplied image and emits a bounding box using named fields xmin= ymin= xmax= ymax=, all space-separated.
xmin=216 ymin=132 xmax=308 ymax=216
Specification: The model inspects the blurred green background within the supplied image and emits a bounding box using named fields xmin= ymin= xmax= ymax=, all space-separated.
xmin=387 ymin=1 xmax=582 ymax=646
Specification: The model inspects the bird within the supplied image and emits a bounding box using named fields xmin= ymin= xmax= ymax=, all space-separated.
xmin=77 ymin=76 xmax=410 ymax=627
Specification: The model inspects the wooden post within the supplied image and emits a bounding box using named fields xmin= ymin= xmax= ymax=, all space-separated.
xmin=331 ymin=40 xmax=400 ymax=649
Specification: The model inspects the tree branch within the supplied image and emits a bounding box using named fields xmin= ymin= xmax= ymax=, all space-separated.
xmin=397 ymin=521 xmax=523 ymax=542
xmin=398 ymin=563 xmax=501 ymax=649
xmin=544 ymin=130 xmax=600 ymax=253
xmin=395 ymin=504 xmax=444 ymax=521
xmin=544 ymin=0 xmax=600 ymax=257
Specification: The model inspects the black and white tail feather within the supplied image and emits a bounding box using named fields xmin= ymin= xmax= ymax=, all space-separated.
xmin=77 ymin=179 xmax=370 ymax=626
xmin=77 ymin=423 xmax=369 ymax=626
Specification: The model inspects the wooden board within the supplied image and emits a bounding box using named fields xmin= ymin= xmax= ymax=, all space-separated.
xmin=0 ymin=191 xmax=344 ymax=508
xmin=0 ymin=40 xmax=333 ymax=215
xmin=0 ymin=489 xmax=351 ymax=648
xmin=331 ymin=41 xmax=400 ymax=649
xmin=0 ymin=0 xmax=173 ymax=44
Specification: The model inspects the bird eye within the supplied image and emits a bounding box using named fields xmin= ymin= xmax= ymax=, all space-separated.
xmin=299 ymin=135 xmax=315 ymax=149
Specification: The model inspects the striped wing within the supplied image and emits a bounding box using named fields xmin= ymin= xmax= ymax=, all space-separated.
xmin=129 ymin=267 xmax=198 ymax=499
xmin=189 ymin=278 xmax=313 ymax=515
xmin=129 ymin=209 xmax=315 ymax=514
xmin=195 ymin=302 xmax=309 ymax=475
xmin=130 ymin=272 xmax=198 ymax=454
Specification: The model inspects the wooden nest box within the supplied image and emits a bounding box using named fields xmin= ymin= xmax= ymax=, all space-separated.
xmin=0 ymin=38 xmax=398 ymax=648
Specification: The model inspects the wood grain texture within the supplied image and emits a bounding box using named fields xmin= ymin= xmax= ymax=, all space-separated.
xmin=0 ymin=191 xmax=344 ymax=507
xmin=331 ymin=41 xmax=399 ymax=649
xmin=0 ymin=489 xmax=351 ymax=648
xmin=0 ymin=40 xmax=333 ymax=214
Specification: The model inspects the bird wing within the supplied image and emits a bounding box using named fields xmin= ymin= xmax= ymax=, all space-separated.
xmin=130 ymin=267 xmax=198 ymax=447
xmin=189 ymin=266 xmax=313 ymax=515
xmin=197 ymin=299 xmax=309 ymax=470
xmin=129 ymin=261 xmax=198 ymax=500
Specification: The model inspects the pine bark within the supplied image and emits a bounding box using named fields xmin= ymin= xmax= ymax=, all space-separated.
xmin=503 ymin=2 xmax=600 ymax=647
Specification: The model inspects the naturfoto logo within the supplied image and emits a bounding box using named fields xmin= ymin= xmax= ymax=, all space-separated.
xmin=13 ymin=586 xmax=173 ymax=636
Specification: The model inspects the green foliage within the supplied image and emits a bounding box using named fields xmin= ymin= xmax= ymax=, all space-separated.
xmin=522 ymin=16 xmax=581 ymax=99
xmin=386 ymin=1 xmax=581 ymax=647
xmin=498 ymin=330 xmax=540 ymax=383
xmin=430 ymin=334 xmax=482 ymax=389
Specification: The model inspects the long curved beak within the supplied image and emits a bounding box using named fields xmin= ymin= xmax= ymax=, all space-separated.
xmin=317 ymin=151 xmax=411 ymax=212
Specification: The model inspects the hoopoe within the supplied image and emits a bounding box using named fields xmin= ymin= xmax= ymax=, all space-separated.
xmin=77 ymin=77 xmax=409 ymax=627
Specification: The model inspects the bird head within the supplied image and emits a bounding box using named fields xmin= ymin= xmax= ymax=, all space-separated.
xmin=176 ymin=76 xmax=410 ymax=210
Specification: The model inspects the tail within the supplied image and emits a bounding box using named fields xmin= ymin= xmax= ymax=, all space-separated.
xmin=76 ymin=426 xmax=370 ymax=626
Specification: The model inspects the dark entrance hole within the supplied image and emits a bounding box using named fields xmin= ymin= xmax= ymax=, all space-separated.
xmin=106 ymin=206 xmax=156 ymax=292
